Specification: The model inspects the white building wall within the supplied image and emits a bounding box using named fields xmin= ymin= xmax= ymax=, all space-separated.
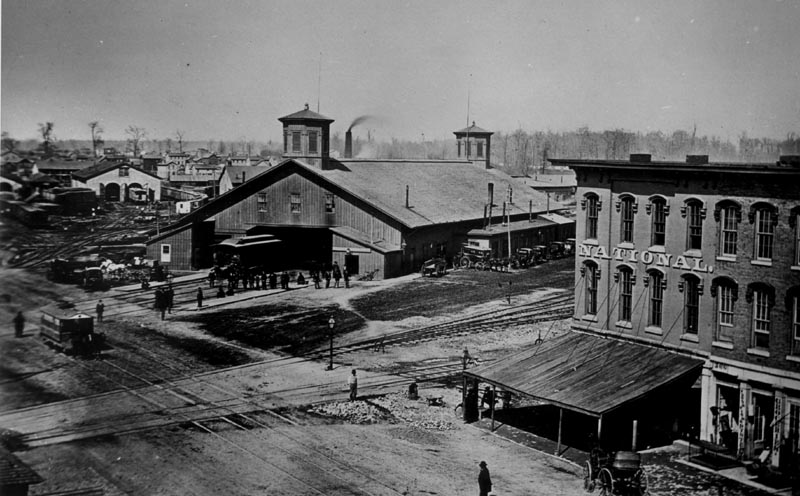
xmin=73 ymin=167 xmax=161 ymax=201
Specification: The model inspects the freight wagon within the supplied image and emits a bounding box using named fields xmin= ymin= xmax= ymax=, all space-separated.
xmin=40 ymin=306 xmax=103 ymax=356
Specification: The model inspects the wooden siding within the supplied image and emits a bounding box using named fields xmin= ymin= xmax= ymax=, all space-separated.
xmin=145 ymin=227 xmax=193 ymax=271
xmin=331 ymin=234 xmax=388 ymax=279
xmin=215 ymin=168 xmax=403 ymax=247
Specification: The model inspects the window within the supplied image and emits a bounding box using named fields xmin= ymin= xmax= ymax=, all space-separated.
xmin=585 ymin=194 xmax=599 ymax=239
xmin=720 ymin=204 xmax=740 ymax=256
xmin=648 ymin=271 xmax=664 ymax=327
xmin=794 ymin=210 xmax=800 ymax=266
xmin=683 ymin=276 xmax=700 ymax=335
xmin=457 ymin=140 xmax=462 ymax=157
xmin=620 ymin=196 xmax=635 ymax=243
xmin=308 ymin=130 xmax=318 ymax=154
xmin=715 ymin=282 xmax=735 ymax=342
xmin=618 ymin=267 xmax=633 ymax=322
xmin=283 ymin=132 xmax=288 ymax=153
xmin=325 ymin=193 xmax=335 ymax=214
xmin=686 ymin=200 xmax=703 ymax=250
xmin=752 ymin=204 xmax=776 ymax=261
xmin=290 ymin=193 xmax=301 ymax=214
xmin=119 ymin=167 xmax=129 ymax=177
xmin=752 ymin=289 xmax=771 ymax=349
xmin=292 ymin=132 xmax=302 ymax=153
xmin=584 ymin=262 xmax=598 ymax=315
xmin=160 ymin=244 xmax=171 ymax=263
xmin=650 ymin=197 xmax=666 ymax=247
xmin=793 ymin=294 xmax=800 ymax=355
xmin=477 ymin=142 xmax=484 ymax=158
xmin=257 ymin=192 xmax=267 ymax=212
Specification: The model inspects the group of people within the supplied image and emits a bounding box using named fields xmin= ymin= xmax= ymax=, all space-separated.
xmin=309 ymin=261 xmax=349 ymax=289
xmin=154 ymin=285 xmax=174 ymax=319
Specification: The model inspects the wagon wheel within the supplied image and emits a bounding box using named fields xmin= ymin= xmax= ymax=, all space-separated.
xmin=459 ymin=257 xmax=471 ymax=269
xmin=597 ymin=468 xmax=613 ymax=496
xmin=583 ymin=461 xmax=595 ymax=493
xmin=632 ymin=468 xmax=649 ymax=496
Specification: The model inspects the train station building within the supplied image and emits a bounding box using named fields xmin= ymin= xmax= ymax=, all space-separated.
xmin=145 ymin=105 xmax=573 ymax=278
xmin=467 ymin=154 xmax=800 ymax=469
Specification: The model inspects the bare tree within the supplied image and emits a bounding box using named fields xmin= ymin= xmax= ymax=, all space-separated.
xmin=125 ymin=125 xmax=147 ymax=157
xmin=1 ymin=132 xmax=19 ymax=153
xmin=38 ymin=122 xmax=55 ymax=157
xmin=175 ymin=130 xmax=185 ymax=153
xmin=89 ymin=121 xmax=103 ymax=159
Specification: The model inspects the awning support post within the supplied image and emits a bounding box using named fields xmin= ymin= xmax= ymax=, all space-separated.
xmin=632 ymin=419 xmax=638 ymax=451
xmin=597 ymin=415 xmax=603 ymax=443
xmin=490 ymin=384 xmax=497 ymax=432
xmin=556 ymin=407 xmax=563 ymax=455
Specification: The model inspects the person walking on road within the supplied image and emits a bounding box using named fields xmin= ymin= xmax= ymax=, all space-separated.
xmin=347 ymin=369 xmax=358 ymax=401
xmin=343 ymin=268 xmax=350 ymax=288
xmin=323 ymin=269 xmax=331 ymax=288
xmin=478 ymin=461 xmax=492 ymax=496
xmin=13 ymin=311 xmax=25 ymax=338
xmin=96 ymin=300 xmax=105 ymax=322
xmin=196 ymin=287 xmax=204 ymax=308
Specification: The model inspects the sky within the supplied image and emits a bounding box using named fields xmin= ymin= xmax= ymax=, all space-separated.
xmin=2 ymin=0 xmax=799 ymax=144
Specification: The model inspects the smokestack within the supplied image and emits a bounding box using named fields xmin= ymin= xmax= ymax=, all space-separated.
xmin=345 ymin=130 xmax=353 ymax=159
xmin=405 ymin=185 xmax=409 ymax=208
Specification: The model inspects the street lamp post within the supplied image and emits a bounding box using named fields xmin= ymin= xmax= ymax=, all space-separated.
xmin=326 ymin=316 xmax=335 ymax=370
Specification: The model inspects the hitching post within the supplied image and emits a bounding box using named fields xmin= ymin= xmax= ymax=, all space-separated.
xmin=327 ymin=316 xmax=335 ymax=370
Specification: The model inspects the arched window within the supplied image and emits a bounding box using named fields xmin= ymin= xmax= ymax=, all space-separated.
xmin=582 ymin=261 xmax=600 ymax=315
xmin=646 ymin=269 xmax=666 ymax=328
xmin=582 ymin=193 xmax=601 ymax=240
xmin=749 ymin=202 xmax=778 ymax=261
xmin=648 ymin=196 xmax=668 ymax=247
xmin=714 ymin=200 xmax=742 ymax=257
xmin=746 ymin=282 xmax=775 ymax=350
xmin=617 ymin=265 xmax=635 ymax=322
xmin=617 ymin=194 xmax=636 ymax=243
xmin=711 ymin=276 xmax=738 ymax=342
xmin=683 ymin=198 xmax=705 ymax=251
xmin=680 ymin=274 xmax=702 ymax=335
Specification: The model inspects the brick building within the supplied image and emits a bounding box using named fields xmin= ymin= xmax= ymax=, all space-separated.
xmin=550 ymin=154 xmax=800 ymax=469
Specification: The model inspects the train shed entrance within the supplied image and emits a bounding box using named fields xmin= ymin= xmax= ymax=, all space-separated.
xmin=245 ymin=225 xmax=332 ymax=270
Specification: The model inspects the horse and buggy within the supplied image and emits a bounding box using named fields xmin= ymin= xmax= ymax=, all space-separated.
xmin=584 ymin=448 xmax=649 ymax=495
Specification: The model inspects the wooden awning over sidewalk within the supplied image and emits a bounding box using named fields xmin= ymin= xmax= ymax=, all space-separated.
xmin=465 ymin=331 xmax=703 ymax=417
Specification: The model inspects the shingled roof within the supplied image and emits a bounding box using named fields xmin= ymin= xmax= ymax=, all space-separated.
xmin=0 ymin=448 xmax=43 ymax=487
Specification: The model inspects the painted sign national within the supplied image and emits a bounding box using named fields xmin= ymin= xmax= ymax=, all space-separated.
xmin=578 ymin=244 xmax=714 ymax=273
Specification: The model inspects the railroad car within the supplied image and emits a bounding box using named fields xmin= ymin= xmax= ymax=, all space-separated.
xmin=40 ymin=305 xmax=104 ymax=356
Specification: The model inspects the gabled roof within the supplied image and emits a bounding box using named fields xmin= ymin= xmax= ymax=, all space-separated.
xmin=278 ymin=105 xmax=334 ymax=123
xmin=222 ymin=165 xmax=271 ymax=185
xmin=72 ymin=161 xmax=160 ymax=181
xmin=454 ymin=122 xmax=493 ymax=135
xmin=151 ymin=158 xmax=560 ymax=240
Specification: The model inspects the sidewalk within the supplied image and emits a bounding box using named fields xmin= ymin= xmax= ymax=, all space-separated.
xmin=113 ymin=271 xmax=207 ymax=292
xmin=173 ymin=284 xmax=311 ymax=312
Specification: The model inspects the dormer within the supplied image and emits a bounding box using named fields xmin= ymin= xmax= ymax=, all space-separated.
xmin=278 ymin=104 xmax=334 ymax=169
xmin=454 ymin=122 xmax=493 ymax=169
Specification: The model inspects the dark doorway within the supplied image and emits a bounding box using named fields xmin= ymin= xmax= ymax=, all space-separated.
xmin=246 ymin=226 xmax=332 ymax=269
xmin=105 ymin=182 xmax=120 ymax=201
xmin=345 ymin=254 xmax=359 ymax=275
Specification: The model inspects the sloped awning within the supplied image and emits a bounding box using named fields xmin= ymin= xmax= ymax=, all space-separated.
xmin=465 ymin=332 xmax=703 ymax=417
xmin=213 ymin=234 xmax=281 ymax=249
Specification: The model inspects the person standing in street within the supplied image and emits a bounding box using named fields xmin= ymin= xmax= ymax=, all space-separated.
xmin=332 ymin=262 xmax=342 ymax=288
xmin=13 ymin=311 xmax=25 ymax=338
xmin=196 ymin=287 xmax=204 ymax=308
xmin=343 ymin=267 xmax=350 ymax=288
xmin=348 ymin=369 xmax=358 ymax=401
xmin=478 ymin=461 xmax=492 ymax=496
xmin=96 ymin=300 xmax=105 ymax=322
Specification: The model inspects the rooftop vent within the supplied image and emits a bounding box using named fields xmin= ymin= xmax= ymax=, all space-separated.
xmin=686 ymin=155 xmax=709 ymax=165
xmin=629 ymin=154 xmax=651 ymax=163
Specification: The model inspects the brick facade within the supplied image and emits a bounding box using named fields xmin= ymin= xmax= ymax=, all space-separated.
xmin=552 ymin=155 xmax=800 ymax=468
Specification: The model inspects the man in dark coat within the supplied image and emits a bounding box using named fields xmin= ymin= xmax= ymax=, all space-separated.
xmin=332 ymin=262 xmax=342 ymax=288
xmin=165 ymin=286 xmax=174 ymax=314
xmin=13 ymin=311 xmax=25 ymax=337
xmin=478 ymin=461 xmax=492 ymax=496
xmin=96 ymin=300 xmax=105 ymax=322
xmin=196 ymin=287 xmax=204 ymax=308
xmin=155 ymin=288 xmax=166 ymax=319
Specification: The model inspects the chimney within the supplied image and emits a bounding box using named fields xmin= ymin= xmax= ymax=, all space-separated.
xmin=405 ymin=185 xmax=409 ymax=208
xmin=630 ymin=153 xmax=652 ymax=163
xmin=241 ymin=172 xmax=246 ymax=184
xmin=345 ymin=130 xmax=353 ymax=159
xmin=487 ymin=183 xmax=494 ymax=227
xmin=686 ymin=155 xmax=709 ymax=165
